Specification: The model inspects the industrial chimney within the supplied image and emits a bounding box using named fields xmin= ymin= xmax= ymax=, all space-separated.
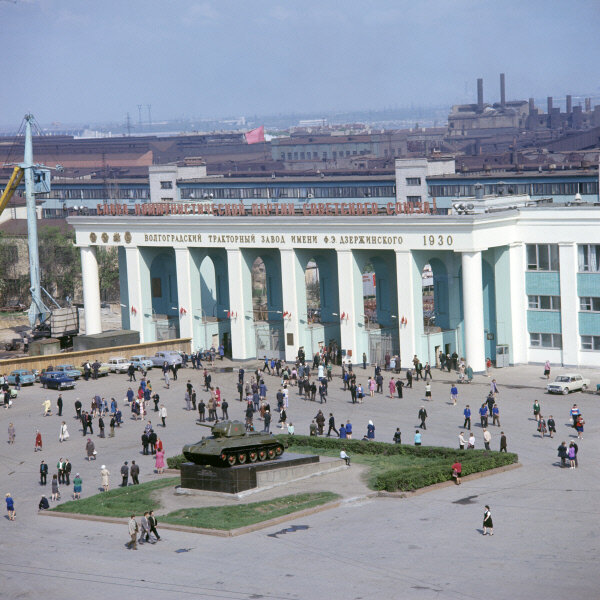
xmin=477 ymin=78 xmax=484 ymax=113
xmin=547 ymin=97 xmax=553 ymax=113
xmin=566 ymin=95 xmax=572 ymax=114
xmin=585 ymin=98 xmax=591 ymax=112
xmin=529 ymin=98 xmax=535 ymax=112
xmin=500 ymin=73 xmax=506 ymax=107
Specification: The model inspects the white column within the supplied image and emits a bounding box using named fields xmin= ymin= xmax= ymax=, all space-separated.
xmin=280 ymin=249 xmax=301 ymax=362
xmin=559 ymin=242 xmax=579 ymax=366
xmin=336 ymin=250 xmax=358 ymax=362
xmin=508 ymin=243 xmax=528 ymax=364
xmin=461 ymin=250 xmax=486 ymax=372
xmin=125 ymin=246 xmax=145 ymax=342
xmin=395 ymin=250 xmax=417 ymax=367
xmin=80 ymin=246 xmax=102 ymax=335
xmin=174 ymin=248 xmax=194 ymax=342
xmin=226 ymin=248 xmax=250 ymax=359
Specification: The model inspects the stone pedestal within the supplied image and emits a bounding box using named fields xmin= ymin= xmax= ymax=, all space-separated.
xmin=180 ymin=453 xmax=319 ymax=494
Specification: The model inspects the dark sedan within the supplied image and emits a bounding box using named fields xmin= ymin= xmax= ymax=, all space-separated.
xmin=40 ymin=371 xmax=75 ymax=390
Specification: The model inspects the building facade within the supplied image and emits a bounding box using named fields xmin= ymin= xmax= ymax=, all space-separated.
xmin=70 ymin=207 xmax=600 ymax=369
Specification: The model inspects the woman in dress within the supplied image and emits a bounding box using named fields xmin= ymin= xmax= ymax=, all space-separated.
xmin=100 ymin=465 xmax=110 ymax=492
xmin=7 ymin=423 xmax=15 ymax=444
xmin=389 ymin=378 xmax=396 ymax=399
xmin=483 ymin=505 xmax=493 ymax=535
xmin=72 ymin=473 xmax=82 ymax=499
xmin=368 ymin=377 xmax=375 ymax=398
xmin=568 ymin=443 xmax=577 ymax=469
xmin=367 ymin=420 xmax=375 ymax=440
xmin=279 ymin=408 xmax=287 ymax=429
xmin=155 ymin=448 xmax=165 ymax=474
xmin=51 ymin=474 xmax=60 ymax=501
xmin=575 ymin=415 xmax=584 ymax=440
xmin=537 ymin=416 xmax=547 ymax=438
xmin=86 ymin=438 xmax=95 ymax=461
xmin=34 ymin=430 xmax=42 ymax=452
xmin=543 ymin=360 xmax=551 ymax=380
xmin=425 ymin=382 xmax=432 ymax=400
xmin=59 ymin=421 xmax=69 ymax=443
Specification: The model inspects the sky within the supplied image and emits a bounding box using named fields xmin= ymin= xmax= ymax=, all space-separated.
xmin=1 ymin=0 xmax=599 ymax=126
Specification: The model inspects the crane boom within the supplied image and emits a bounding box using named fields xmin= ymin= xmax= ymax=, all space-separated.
xmin=0 ymin=166 xmax=24 ymax=217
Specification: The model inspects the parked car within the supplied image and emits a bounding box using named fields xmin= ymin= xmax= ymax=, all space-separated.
xmin=54 ymin=364 xmax=82 ymax=380
xmin=130 ymin=355 xmax=153 ymax=371
xmin=546 ymin=373 xmax=590 ymax=395
xmin=40 ymin=371 xmax=76 ymax=390
xmin=75 ymin=362 xmax=110 ymax=377
xmin=7 ymin=369 xmax=36 ymax=386
xmin=107 ymin=357 xmax=132 ymax=374
xmin=150 ymin=351 xmax=183 ymax=367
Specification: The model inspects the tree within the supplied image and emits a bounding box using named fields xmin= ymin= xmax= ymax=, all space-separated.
xmin=38 ymin=227 xmax=81 ymax=304
xmin=96 ymin=247 xmax=120 ymax=301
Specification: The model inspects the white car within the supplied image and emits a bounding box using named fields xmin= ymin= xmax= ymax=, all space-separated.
xmin=107 ymin=357 xmax=132 ymax=374
xmin=150 ymin=351 xmax=183 ymax=367
xmin=546 ymin=374 xmax=590 ymax=395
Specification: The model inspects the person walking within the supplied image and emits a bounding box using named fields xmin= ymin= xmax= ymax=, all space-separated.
xmin=367 ymin=420 xmax=375 ymax=440
xmin=459 ymin=431 xmax=466 ymax=450
xmin=263 ymin=410 xmax=271 ymax=433
xmin=424 ymin=382 xmax=432 ymax=401
xmin=73 ymin=473 xmax=82 ymax=499
xmin=393 ymin=428 xmax=401 ymax=444
xmin=575 ymin=415 xmax=585 ymax=440
xmin=148 ymin=510 xmax=161 ymax=541
xmin=327 ymin=413 xmax=339 ymax=437
xmin=100 ymin=465 xmax=110 ymax=492
xmin=570 ymin=441 xmax=579 ymax=468
xmin=159 ymin=404 xmax=167 ymax=427
xmin=155 ymin=448 xmax=165 ymax=474
xmin=395 ymin=378 xmax=404 ymax=399
xmin=57 ymin=394 xmax=63 ymax=417
xmin=533 ymin=400 xmax=541 ymax=422
xmin=537 ymin=416 xmax=547 ymax=438
xmin=127 ymin=515 xmax=139 ymax=550
xmin=86 ymin=438 xmax=95 ymax=461
xmin=389 ymin=378 xmax=396 ymax=399
xmin=479 ymin=403 xmax=488 ymax=428
xmin=492 ymin=403 xmax=500 ymax=427
xmin=59 ymin=421 xmax=70 ymax=443
xmin=463 ymin=405 xmax=471 ymax=430
xmin=418 ymin=406 xmax=428 ymax=430
xmin=139 ymin=512 xmax=154 ymax=544
xmin=500 ymin=432 xmax=507 ymax=452
xmin=570 ymin=404 xmax=580 ymax=427
xmin=568 ymin=443 xmax=577 ymax=469
xmin=543 ymin=360 xmax=551 ymax=380
xmin=482 ymin=505 xmax=494 ymax=535
xmin=64 ymin=459 xmax=71 ymax=485
xmin=5 ymin=493 xmax=15 ymax=520
xmin=8 ymin=423 xmax=15 ymax=445
xmin=450 ymin=384 xmax=458 ymax=406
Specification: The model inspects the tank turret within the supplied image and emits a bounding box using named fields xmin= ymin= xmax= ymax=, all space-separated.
xmin=183 ymin=420 xmax=286 ymax=467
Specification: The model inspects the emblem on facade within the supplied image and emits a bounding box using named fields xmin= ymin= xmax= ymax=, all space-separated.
xmin=124 ymin=231 xmax=132 ymax=244
xmin=89 ymin=232 xmax=97 ymax=243
xmin=101 ymin=232 xmax=109 ymax=243
xmin=113 ymin=233 xmax=121 ymax=242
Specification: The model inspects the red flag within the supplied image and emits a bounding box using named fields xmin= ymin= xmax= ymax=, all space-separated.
xmin=245 ymin=126 xmax=264 ymax=144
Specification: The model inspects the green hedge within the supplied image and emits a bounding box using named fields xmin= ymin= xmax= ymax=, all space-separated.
xmin=166 ymin=435 xmax=518 ymax=493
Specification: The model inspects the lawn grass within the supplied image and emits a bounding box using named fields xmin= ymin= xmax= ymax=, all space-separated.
xmin=51 ymin=477 xmax=178 ymax=517
xmin=160 ymin=491 xmax=340 ymax=530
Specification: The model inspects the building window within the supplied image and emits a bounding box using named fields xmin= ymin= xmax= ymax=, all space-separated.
xmin=528 ymin=295 xmax=561 ymax=310
xmin=406 ymin=177 xmax=421 ymax=186
xmin=322 ymin=152 xmax=327 ymax=159
xmin=581 ymin=335 xmax=600 ymax=350
xmin=160 ymin=197 xmax=171 ymax=202
xmin=578 ymin=244 xmax=600 ymax=272
xmin=526 ymin=244 xmax=559 ymax=271
xmin=580 ymin=297 xmax=600 ymax=311
xmin=529 ymin=333 xmax=562 ymax=348
xmin=160 ymin=181 xmax=173 ymax=189
xmin=300 ymin=152 xmax=305 ymax=159
xmin=280 ymin=153 xmax=285 ymax=160
xmin=287 ymin=153 xmax=292 ymax=160
xmin=407 ymin=196 xmax=422 ymax=204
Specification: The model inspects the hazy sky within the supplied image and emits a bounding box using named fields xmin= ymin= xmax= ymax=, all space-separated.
xmin=2 ymin=0 xmax=599 ymax=125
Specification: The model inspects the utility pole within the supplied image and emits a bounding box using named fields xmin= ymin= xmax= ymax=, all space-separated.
xmin=147 ymin=104 xmax=152 ymax=128
xmin=137 ymin=104 xmax=143 ymax=127
xmin=126 ymin=112 xmax=132 ymax=136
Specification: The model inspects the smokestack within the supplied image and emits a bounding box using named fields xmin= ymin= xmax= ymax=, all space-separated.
xmin=477 ymin=78 xmax=484 ymax=112
xmin=529 ymin=98 xmax=535 ymax=112
xmin=585 ymin=97 xmax=591 ymax=112
xmin=566 ymin=95 xmax=572 ymax=114
xmin=547 ymin=97 xmax=553 ymax=113
xmin=500 ymin=73 xmax=506 ymax=107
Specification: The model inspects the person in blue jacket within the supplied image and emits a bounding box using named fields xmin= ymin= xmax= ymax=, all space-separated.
xmin=339 ymin=423 xmax=347 ymax=439
xmin=345 ymin=420 xmax=353 ymax=439
xmin=5 ymin=493 xmax=15 ymax=520
xmin=463 ymin=405 xmax=471 ymax=430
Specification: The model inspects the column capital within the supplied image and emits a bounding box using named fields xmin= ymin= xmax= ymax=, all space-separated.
xmin=558 ymin=241 xmax=577 ymax=247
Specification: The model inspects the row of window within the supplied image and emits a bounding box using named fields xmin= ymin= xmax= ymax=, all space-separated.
xmin=429 ymin=181 xmax=598 ymax=197
xmin=280 ymin=149 xmax=370 ymax=160
xmin=530 ymin=333 xmax=600 ymax=350
xmin=526 ymin=244 xmax=600 ymax=272
xmin=47 ymin=188 xmax=149 ymax=200
xmin=529 ymin=296 xmax=600 ymax=311
xmin=179 ymin=186 xmax=396 ymax=200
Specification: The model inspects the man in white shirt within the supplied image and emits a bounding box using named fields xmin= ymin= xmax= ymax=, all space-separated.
xmin=459 ymin=432 xmax=466 ymax=450
xmin=468 ymin=433 xmax=475 ymax=449
xmin=483 ymin=428 xmax=491 ymax=450
xmin=340 ymin=449 xmax=351 ymax=466
xmin=159 ymin=404 xmax=167 ymax=427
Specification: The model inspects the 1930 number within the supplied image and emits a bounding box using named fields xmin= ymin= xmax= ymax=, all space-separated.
xmin=423 ymin=235 xmax=453 ymax=246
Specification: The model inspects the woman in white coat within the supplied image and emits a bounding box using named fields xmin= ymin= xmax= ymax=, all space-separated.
xmin=59 ymin=421 xmax=70 ymax=443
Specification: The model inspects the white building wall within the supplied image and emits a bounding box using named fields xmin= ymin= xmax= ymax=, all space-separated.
xmin=149 ymin=164 xmax=207 ymax=203
xmin=395 ymin=158 xmax=455 ymax=206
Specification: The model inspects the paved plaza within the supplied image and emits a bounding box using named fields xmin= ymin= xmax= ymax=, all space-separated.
xmin=1 ymin=359 xmax=599 ymax=599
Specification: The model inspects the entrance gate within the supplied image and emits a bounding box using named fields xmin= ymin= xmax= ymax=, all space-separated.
xmin=368 ymin=328 xmax=399 ymax=368
xmin=253 ymin=322 xmax=284 ymax=359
